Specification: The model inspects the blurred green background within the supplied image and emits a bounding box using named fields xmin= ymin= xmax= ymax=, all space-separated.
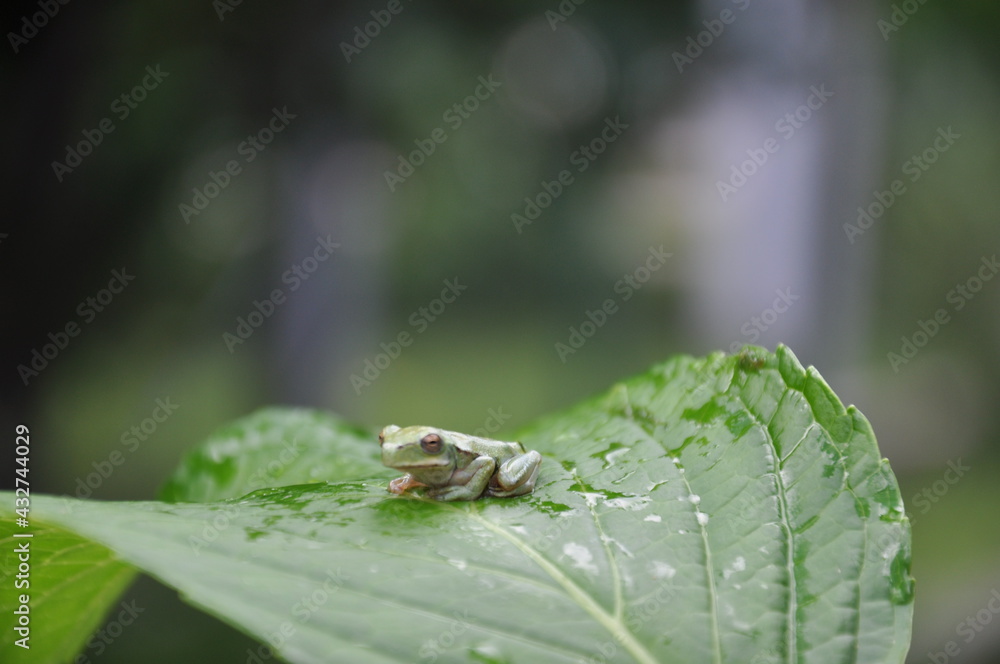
xmin=3 ymin=1 xmax=1000 ymax=662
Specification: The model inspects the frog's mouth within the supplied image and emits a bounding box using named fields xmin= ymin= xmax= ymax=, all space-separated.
xmin=389 ymin=459 xmax=451 ymax=470
xmin=381 ymin=443 xmax=451 ymax=470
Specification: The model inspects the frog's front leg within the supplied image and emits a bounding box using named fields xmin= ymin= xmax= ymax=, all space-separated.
xmin=488 ymin=451 xmax=542 ymax=498
xmin=426 ymin=456 xmax=496 ymax=501
xmin=388 ymin=474 xmax=426 ymax=495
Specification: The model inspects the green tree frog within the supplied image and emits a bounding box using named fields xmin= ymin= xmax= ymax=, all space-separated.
xmin=379 ymin=425 xmax=542 ymax=501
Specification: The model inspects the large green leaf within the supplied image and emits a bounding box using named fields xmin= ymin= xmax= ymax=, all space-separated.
xmin=12 ymin=346 xmax=914 ymax=663
xmin=0 ymin=516 xmax=135 ymax=664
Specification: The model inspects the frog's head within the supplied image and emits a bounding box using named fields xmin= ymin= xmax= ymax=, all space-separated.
xmin=379 ymin=425 xmax=456 ymax=475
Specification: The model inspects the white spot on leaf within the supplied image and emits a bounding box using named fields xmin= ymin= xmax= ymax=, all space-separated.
xmin=723 ymin=556 xmax=746 ymax=579
xmin=605 ymin=448 xmax=630 ymax=465
xmin=605 ymin=496 xmax=651 ymax=510
xmin=650 ymin=561 xmax=676 ymax=579
xmin=562 ymin=542 xmax=598 ymax=574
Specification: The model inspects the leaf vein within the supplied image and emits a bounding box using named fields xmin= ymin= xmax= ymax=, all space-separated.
xmin=733 ymin=387 xmax=798 ymax=664
xmin=453 ymin=504 xmax=659 ymax=664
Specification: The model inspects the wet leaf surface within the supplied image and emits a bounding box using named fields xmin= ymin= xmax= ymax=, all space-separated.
xmin=14 ymin=346 xmax=913 ymax=663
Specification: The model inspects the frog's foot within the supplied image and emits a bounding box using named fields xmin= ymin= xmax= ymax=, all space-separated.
xmin=488 ymin=451 xmax=542 ymax=498
xmin=388 ymin=474 xmax=427 ymax=495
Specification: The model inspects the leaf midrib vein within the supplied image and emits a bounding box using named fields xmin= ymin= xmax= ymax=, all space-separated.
xmin=736 ymin=387 xmax=799 ymax=664
xmin=620 ymin=385 xmax=724 ymax=664
xmin=453 ymin=504 xmax=659 ymax=664
xmin=737 ymin=378 xmax=868 ymax=663
xmin=573 ymin=469 xmax=625 ymax=621
xmin=668 ymin=453 xmax=724 ymax=664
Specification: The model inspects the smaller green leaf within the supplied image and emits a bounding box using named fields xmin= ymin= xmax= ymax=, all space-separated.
xmin=0 ymin=514 xmax=135 ymax=664
xmin=161 ymin=408 xmax=387 ymax=503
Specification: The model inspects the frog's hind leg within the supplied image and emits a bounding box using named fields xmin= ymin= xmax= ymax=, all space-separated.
xmin=489 ymin=451 xmax=542 ymax=497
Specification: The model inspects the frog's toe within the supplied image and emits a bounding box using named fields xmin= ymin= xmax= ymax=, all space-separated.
xmin=388 ymin=474 xmax=425 ymax=494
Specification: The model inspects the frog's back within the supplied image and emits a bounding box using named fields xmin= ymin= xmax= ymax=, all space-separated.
xmin=453 ymin=431 xmax=524 ymax=462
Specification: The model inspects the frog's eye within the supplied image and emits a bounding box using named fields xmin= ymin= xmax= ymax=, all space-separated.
xmin=420 ymin=433 xmax=443 ymax=454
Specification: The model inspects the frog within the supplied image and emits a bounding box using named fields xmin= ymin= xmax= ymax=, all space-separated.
xmin=379 ymin=424 xmax=542 ymax=501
